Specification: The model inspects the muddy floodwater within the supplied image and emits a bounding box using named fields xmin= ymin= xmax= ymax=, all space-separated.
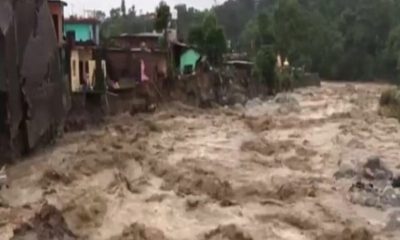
xmin=2 ymin=82 xmax=400 ymax=240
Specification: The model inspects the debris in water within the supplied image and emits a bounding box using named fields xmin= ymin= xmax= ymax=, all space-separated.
xmin=11 ymin=204 xmax=77 ymax=240
xmin=39 ymin=168 xmax=74 ymax=189
xmin=316 ymin=225 xmax=373 ymax=240
xmin=203 ymin=224 xmax=253 ymax=240
xmin=384 ymin=211 xmax=400 ymax=232
xmin=363 ymin=156 xmax=392 ymax=180
xmin=392 ymin=176 xmax=400 ymax=188
xmin=108 ymin=223 xmax=168 ymax=240
xmin=0 ymin=166 xmax=8 ymax=190
xmin=334 ymin=162 xmax=358 ymax=179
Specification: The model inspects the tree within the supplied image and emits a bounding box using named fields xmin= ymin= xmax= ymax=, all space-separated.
xmin=128 ymin=5 xmax=136 ymax=17
xmin=121 ymin=0 xmax=126 ymax=16
xmin=154 ymin=1 xmax=171 ymax=33
xmin=239 ymin=11 xmax=274 ymax=54
xmin=94 ymin=11 xmax=106 ymax=21
xmin=188 ymin=26 xmax=204 ymax=46
xmin=273 ymin=0 xmax=308 ymax=64
xmin=214 ymin=0 xmax=256 ymax=48
xmin=188 ymin=13 xmax=227 ymax=65
xmin=110 ymin=8 xmax=121 ymax=19
xmin=386 ymin=25 xmax=400 ymax=81
xmin=255 ymin=45 xmax=277 ymax=94
xmin=102 ymin=0 xmax=400 ymax=81
xmin=175 ymin=5 xmax=207 ymax=41
xmin=257 ymin=12 xmax=274 ymax=46
xmin=102 ymin=4 xmax=154 ymax=39
xmin=239 ymin=19 xmax=258 ymax=53
xmin=204 ymin=27 xmax=227 ymax=65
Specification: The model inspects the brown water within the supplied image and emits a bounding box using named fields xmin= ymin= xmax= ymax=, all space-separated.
xmin=1 ymin=82 xmax=400 ymax=240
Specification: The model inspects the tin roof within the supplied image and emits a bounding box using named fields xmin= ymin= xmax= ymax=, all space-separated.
xmin=117 ymin=32 xmax=163 ymax=39
xmin=225 ymin=60 xmax=254 ymax=66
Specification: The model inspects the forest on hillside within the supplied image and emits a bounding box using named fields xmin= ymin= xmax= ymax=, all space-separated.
xmin=101 ymin=0 xmax=400 ymax=82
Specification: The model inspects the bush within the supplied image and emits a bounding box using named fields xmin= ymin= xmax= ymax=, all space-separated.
xmin=276 ymin=67 xmax=293 ymax=92
xmin=379 ymin=88 xmax=400 ymax=120
xmin=255 ymin=45 xmax=278 ymax=94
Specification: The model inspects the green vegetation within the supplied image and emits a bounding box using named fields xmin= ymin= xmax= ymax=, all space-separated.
xmin=100 ymin=3 xmax=153 ymax=40
xmin=101 ymin=0 xmax=400 ymax=83
xmin=188 ymin=14 xmax=227 ymax=65
xmin=154 ymin=1 xmax=171 ymax=33
xmin=254 ymin=46 xmax=277 ymax=94
xmin=218 ymin=0 xmax=400 ymax=82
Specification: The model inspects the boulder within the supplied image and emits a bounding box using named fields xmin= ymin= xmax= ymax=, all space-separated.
xmin=334 ymin=162 xmax=358 ymax=179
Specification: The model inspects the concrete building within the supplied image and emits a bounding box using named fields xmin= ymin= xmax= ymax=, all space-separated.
xmin=69 ymin=47 xmax=105 ymax=92
xmin=63 ymin=18 xmax=106 ymax=93
xmin=64 ymin=18 xmax=101 ymax=45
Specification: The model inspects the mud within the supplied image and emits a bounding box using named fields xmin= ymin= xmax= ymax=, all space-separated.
xmin=1 ymin=82 xmax=400 ymax=240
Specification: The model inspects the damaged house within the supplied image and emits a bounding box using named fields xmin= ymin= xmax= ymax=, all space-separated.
xmin=62 ymin=17 xmax=108 ymax=130
xmin=106 ymin=33 xmax=168 ymax=89
xmin=64 ymin=18 xmax=106 ymax=93
xmin=0 ymin=0 xmax=69 ymax=160
xmin=171 ymin=41 xmax=217 ymax=107
xmin=104 ymin=33 xmax=168 ymax=113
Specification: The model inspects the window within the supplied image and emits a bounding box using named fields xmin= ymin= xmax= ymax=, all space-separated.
xmin=66 ymin=31 xmax=76 ymax=42
xmin=72 ymin=60 xmax=76 ymax=77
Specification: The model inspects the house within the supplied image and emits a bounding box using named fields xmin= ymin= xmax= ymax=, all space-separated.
xmin=0 ymin=0 xmax=69 ymax=159
xmin=105 ymin=48 xmax=167 ymax=89
xmin=224 ymin=60 xmax=256 ymax=97
xmin=64 ymin=18 xmax=101 ymax=45
xmin=68 ymin=45 xmax=107 ymax=92
xmin=105 ymin=32 xmax=170 ymax=89
xmin=64 ymin=18 xmax=106 ymax=93
xmin=171 ymin=41 xmax=202 ymax=75
xmin=63 ymin=18 xmax=108 ymax=130
xmin=48 ymin=0 xmax=67 ymax=47
xmin=180 ymin=49 xmax=201 ymax=74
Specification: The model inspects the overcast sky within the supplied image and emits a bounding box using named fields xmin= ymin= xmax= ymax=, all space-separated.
xmin=65 ymin=0 xmax=222 ymax=16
